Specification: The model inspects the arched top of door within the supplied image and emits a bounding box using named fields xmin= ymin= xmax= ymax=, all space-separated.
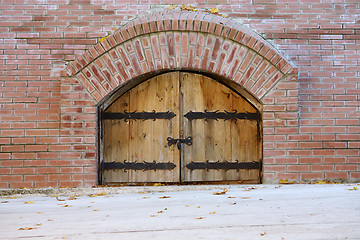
xmin=65 ymin=9 xmax=298 ymax=107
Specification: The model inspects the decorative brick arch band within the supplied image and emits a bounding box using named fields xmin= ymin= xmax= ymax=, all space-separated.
xmin=66 ymin=9 xmax=297 ymax=103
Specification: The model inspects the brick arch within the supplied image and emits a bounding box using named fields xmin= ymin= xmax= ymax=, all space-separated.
xmin=66 ymin=9 xmax=296 ymax=103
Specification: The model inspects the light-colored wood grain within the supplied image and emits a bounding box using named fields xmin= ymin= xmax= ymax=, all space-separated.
xmin=231 ymin=92 xmax=260 ymax=182
xmin=180 ymin=72 xmax=206 ymax=181
xmin=102 ymin=71 xmax=261 ymax=184
xmin=181 ymin=72 xmax=260 ymax=183
xmin=103 ymin=91 xmax=130 ymax=183
xmin=102 ymin=72 xmax=180 ymax=183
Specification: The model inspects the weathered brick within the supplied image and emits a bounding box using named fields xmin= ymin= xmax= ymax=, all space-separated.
xmin=0 ymin=6 xmax=359 ymax=189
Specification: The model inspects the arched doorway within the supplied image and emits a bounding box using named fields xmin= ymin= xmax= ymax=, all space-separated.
xmin=99 ymin=71 xmax=262 ymax=184
xmin=64 ymin=10 xmax=298 ymax=186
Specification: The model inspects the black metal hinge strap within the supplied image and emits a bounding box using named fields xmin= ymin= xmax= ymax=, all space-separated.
xmin=102 ymin=110 xmax=176 ymax=121
xmin=102 ymin=160 xmax=176 ymax=171
xmin=184 ymin=110 xmax=260 ymax=121
xmin=186 ymin=160 xmax=261 ymax=171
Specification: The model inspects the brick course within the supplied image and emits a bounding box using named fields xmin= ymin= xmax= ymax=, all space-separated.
xmin=0 ymin=1 xmax=359 ymax=188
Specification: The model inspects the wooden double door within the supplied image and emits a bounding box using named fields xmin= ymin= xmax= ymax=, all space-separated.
xmin=101 ymin=72 xmax=262 ymax=184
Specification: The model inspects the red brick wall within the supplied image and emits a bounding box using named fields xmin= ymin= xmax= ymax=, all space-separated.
xmin=0 ymin=0 xmax=359 ymax=188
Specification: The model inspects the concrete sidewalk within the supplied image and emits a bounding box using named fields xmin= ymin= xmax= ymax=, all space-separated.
xmin=1 ymin=184 xmax=359 ymax=240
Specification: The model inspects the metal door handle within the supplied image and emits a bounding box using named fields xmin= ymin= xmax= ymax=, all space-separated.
xmin=167 ymin=137 xmax=193 ymax=150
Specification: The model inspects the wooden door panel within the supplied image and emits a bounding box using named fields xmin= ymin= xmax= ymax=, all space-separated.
xmin=180 ymin=72 xmax=261 ymax=183
xmin=102 ymin=71 xmax=261 ymax=184
xmin=102 ymin=72 xmax=180 ymax=183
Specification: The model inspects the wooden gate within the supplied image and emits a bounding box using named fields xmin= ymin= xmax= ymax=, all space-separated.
xmin=100 ymin=71 xmax=262 ymax=184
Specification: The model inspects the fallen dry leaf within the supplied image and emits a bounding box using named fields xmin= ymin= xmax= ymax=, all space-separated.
xmin=168 ymin=4 xmax=177 ymax=10
xmin=196 ymin=206 xmax=200 ymax=208
xmin=310 ymin=180 xmax=340 ymax=184
xmin=89 ymin=192 xmax=106 ymax=197
xmin=210 ymin=8 xmax=219 ymax=14
xmin=19 ymin=227 xmax=37 ymax=231
xmin=213 ymin=189 xmax=228 ymax=195
xmin=24 ymin=201 xmax=34 ymax=204
xmin=279 ymin=179 xmax=295 ymax=184
xmin=157 ymin=211 xmax=163 ymax=214
xmin=185 ymin=205 xmax=191 ymax=207
xmin=56 ymin=196 xmax=66 ymax=201
xmin=260 ymin=231 xmax=267 ymax=236
xmin=35 ymin=223 xmax=42 ymax=226
xmin=231 ymin=202 xmax=237 ymax=205
xmin=1 ymin=201 xmax=9 ymax=203
xmin=150 ymin=215 xmax=157 ymax=217
xmin=314 ymin=180 xmax=328 ymax=184
xmin=195 ymin=217 xmax=205 ymax=220
xmin=228 ymin=196 xmax=236 ymax=199
xmin=159 ymin=196 xmax=171 ymax=199
xmin=99 ymin=36 xmax=106 ymax=42
xmin=243 ymin=187 xmax=257 ymax=191
xmin=153 ymin=183 xmax=164 ymax=186
xmin=63 ymin=205 xmax=71 ymax=208
xmin=93 ymin=209 xmax=100 ymax=211
xmin=209 ymin=211 xmax=216 ymax=214
xmin=348 ymin=186 xmax=359 ymax=191
xmin=36 ymin=212 xmax=43 ymax=214
xmin=205 ymin=7 xmax=225 ymax=16
xmin=180 ymin=4 xmax=198 ymax=12
xmin=5 ymin=196 xmax=20 ymax=199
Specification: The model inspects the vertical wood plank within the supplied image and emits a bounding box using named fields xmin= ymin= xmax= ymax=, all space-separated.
xmin=180 ymin=72 xmax=206 ymax=181
xmin=103 ymin=91 xmax=130 ymax=183
xmin=231 ymin=94 xmax=260 ymax=182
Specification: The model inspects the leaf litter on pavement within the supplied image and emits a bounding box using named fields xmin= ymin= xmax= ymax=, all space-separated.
xmin=18 ymin=227 xmax=37 ymax=231
xmin=56 ymin=195 xmax=78 ymax=201
xmin=159 ymin=196 xmax=171 ymax=199
xmin=243 ymin=187 xmax=257 ymax=191
xmin=213 ymin=189 xmax=228 ymax=195
xmin=89 ymin=192 xmax=107 ymax=197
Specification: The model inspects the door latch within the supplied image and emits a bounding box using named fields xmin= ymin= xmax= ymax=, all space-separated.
xmin=167 ymin=136 xmax=193 ymax=150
